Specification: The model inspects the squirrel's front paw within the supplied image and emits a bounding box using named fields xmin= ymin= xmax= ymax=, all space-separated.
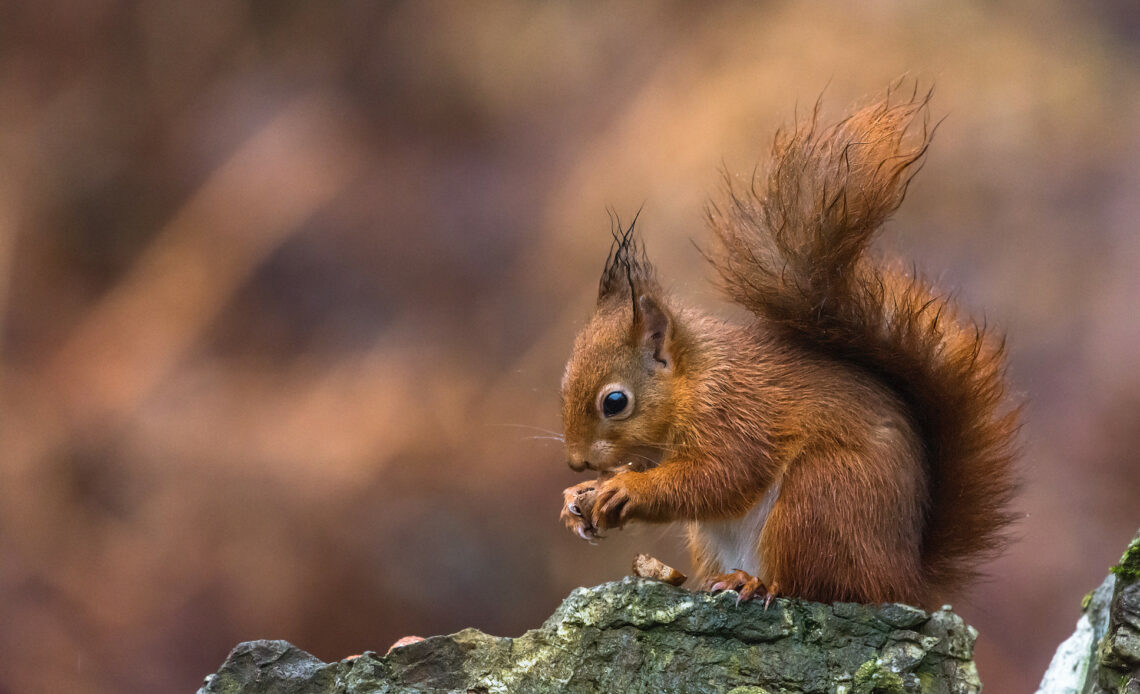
xmin=561 ymin=481 xmax=600 ymax=542
xmin=589 ymin=474 xmax=644 ymax=531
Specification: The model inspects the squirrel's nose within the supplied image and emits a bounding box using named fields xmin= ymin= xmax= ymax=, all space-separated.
xmin=567 ymin=456 xmax=592 ymax=472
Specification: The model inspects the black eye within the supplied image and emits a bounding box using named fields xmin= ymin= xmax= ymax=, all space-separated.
xmin=603 ymin=391 xmax=629 ymax=417
xmin=596 ymin=383 xmax=635 ymax=420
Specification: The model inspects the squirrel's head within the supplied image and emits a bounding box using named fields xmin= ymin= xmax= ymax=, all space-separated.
xmin=560 ymin=215 xmax=682 ymax=473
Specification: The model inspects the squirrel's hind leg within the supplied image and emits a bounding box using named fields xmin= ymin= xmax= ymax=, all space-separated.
xmin=758 ymin=443 xmax=927 ymax=605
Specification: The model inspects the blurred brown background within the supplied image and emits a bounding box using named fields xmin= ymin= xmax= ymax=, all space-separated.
xmin=1 ymin=1 xmax=1138 ymax=692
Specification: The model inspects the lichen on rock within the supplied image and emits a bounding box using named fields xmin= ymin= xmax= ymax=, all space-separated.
xmin=1036 ymin=528 xmax=1140 ymax=694
xmin=200 ymin=577 xmax=982 ymax=694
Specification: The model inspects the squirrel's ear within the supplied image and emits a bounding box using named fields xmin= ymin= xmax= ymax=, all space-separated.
xmin=637 ymin=294 xmax=673 ymax=371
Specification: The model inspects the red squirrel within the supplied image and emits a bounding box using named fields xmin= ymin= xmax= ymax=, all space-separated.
xmin=557 ymin=89 xmax=1018 ymax=608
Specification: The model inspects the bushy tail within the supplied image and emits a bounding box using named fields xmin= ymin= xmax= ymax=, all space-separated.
xmin=706 ymin=86 xmax=1019 ymax=596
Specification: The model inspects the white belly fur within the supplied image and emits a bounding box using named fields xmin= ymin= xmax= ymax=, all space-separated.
xmin=691 ymin=480 xmax=782 ymax=578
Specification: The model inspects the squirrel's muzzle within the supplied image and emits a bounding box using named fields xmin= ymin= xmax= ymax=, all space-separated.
xmin=566 ymin=454 xmax=591 ymax=472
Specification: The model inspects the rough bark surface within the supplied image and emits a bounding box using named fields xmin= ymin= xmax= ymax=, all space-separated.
xmin=1037 ymin=530 xmax=1140 ymax=694
xmin=199 ymin=577 xmax=983 ymax=694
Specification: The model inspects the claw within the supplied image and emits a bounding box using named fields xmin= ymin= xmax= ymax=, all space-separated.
xmin=736 ymin=575 xmax=764 ymax=603
xmin=568 ymin=502 xmax=581 ymax=517
xmin=763 ymin=581 xmax=781 ymax=611
xmin=575 ymin=526 xmax=600 ymax=544
xmin=704 ymin=569 xmax=767 ymax=605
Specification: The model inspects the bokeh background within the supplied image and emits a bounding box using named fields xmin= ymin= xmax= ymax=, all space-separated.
xmin=1 ymin=1 xmax=1139 ymax=692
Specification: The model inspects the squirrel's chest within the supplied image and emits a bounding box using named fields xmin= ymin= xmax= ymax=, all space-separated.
xmin=690 ymin=480 xmax=782 ymax=578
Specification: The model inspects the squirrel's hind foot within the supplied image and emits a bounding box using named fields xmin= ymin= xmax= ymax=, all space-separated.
xmin=703 ymin=570 xmax=780 ymax=608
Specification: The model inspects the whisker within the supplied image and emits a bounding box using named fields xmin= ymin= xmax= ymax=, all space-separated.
xmin=524 ymin=435 xmax=566 ymax=442
xmin=625 ymin=452 xmax=663 ymax=465
xmin=492 ymin=423 xmax=564 ymax=437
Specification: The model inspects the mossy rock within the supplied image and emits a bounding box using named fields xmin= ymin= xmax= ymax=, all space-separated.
xmin=200 ymin=577 xmax=981 ymax=694
xmin=1111 ymin=535 xmax=1140 ymax=583
xmin=1037 ymin=527 xmax=1140 ymax=694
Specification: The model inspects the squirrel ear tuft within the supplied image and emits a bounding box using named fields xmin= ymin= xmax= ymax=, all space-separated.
xmin=637 ymin=294 xmax=672 ymax=371
xmin=597 ymin=209 xmax=655 ymax=305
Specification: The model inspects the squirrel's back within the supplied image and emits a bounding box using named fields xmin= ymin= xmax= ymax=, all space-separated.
xmin=705 ymin=87 xmax=1020 ymax=597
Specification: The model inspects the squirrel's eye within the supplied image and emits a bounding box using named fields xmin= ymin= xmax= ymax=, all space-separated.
xmin=603 ymin=391 xmax=628 ymax=416
xmin=597 ymin=383 xmax=634 ymax=420
xmin=602 ymin=390 xmax=630 ymax=418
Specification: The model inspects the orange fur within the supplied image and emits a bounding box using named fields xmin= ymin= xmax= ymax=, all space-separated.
xmin=559 ymin=86 xmax=1019 ymax=608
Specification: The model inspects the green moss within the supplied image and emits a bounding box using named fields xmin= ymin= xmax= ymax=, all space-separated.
xmin=1081 ymin=591 xmax=1094 ymax=611
xmin=1110 ymin=535 xmax=1140 ymax=582
xmin=854 ymin=659 xmax=906 ymax=694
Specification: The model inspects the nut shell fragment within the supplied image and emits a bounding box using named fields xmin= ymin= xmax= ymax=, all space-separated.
xmin=632 ymin=553 xmax=687 ymax=586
